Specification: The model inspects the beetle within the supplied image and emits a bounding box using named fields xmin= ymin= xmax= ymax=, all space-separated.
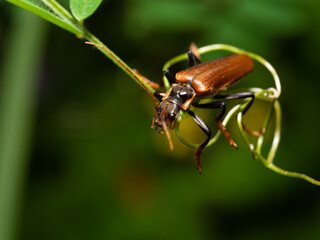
xmin=85 ymin=42 xmax=256 ymax=173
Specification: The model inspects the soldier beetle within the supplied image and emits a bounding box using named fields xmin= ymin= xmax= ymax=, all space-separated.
xmin=86 ymin=42 xmax=256 ymax=173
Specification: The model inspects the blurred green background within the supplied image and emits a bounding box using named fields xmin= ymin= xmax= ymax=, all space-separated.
xmin=1 ymin=0 xmax=320 ymax=239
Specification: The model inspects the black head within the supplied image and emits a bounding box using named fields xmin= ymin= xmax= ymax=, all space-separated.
xmin=152 ymin=84 xmax=195 ymax=131
xmin=152 ymin=84 xmax=195 ymax=150
xmin=152 ymin=100 xmax=180 ymax=131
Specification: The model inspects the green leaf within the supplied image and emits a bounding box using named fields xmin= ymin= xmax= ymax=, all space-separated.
xmin=70 ymin=0 xmax=103 ymax=22
xmin=6 ymin=0 xmax=83 ymax=35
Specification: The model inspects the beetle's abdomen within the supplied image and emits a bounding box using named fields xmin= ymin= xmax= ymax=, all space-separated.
xmin=176 ymin=54 xmax=254 ymax=96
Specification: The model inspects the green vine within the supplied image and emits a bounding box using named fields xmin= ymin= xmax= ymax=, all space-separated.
xmin=164 ymin=44 xmax=320 ymax=186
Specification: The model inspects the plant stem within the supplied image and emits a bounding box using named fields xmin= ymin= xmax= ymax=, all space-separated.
xmin=82 ymin=31 xmax=155 ymax=94
xmin=0 ymin=9 xmax=47 ymax=240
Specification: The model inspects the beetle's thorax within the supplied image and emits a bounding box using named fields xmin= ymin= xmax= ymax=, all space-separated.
xmin=162 ymin=84 xmax=196 ymax=110
xmin=152 ymin=84 xmax=196 ymax=130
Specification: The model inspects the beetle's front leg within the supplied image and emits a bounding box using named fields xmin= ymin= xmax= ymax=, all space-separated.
xmin=132 ymin=69 xmax=162 ymax=89
xmin=154 ymin=92 xmax=165 ymax=101
xmin=193 ymin=101 xmax=238 ymax=149
xmin=187 ymin=110 xmax=211 ymax=174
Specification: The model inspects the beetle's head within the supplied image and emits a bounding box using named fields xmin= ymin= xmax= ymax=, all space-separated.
xmin=152 ymin=100 xmax=181 ymax=131
xmin=151 ymin=84 xmax=195 ymax=150
xmin=152 ymin=100 xmax=181 ymax=151
xmin=152 ymin=84 xmax=194 ymax=129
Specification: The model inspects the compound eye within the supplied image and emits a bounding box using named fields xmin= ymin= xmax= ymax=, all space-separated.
xmin=166 ymin=104 xmax=180 ymax=121
xmin=167 ymin=111 xmax=176 ymax=121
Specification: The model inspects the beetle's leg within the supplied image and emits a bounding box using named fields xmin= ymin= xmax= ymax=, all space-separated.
xmin=154 ymin=91 xmax=165 ymax=101
xmin=187 ymin=51 xmax=196 ymax=67
xmin=193 ymin=101 xmax=238 ymax=149
xmin=187 ymin=50 xmax=202 ymax=68
xmin=132 ymin=69 xmax=162 ymax=89
xmin=214 ymin=92 xmax=254 ymax=115
xmin=163 ymin=70 xmax=176 ymax=84
xmin=189 ymin=42 xmax=202 ymax=63
xmin=214 ymin=92 xmax=263 ymax=136
xmin=187 ymin=110 xmax=211 ymax=174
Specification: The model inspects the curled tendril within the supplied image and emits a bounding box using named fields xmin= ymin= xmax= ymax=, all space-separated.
xmin=163 ymin=44 xmax=320 ymax=186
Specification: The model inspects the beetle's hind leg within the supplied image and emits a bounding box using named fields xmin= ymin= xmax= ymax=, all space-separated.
xmin=214 ymin=92 xmax=263 ymax=137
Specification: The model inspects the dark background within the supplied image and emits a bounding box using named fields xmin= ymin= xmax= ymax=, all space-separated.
xmin=1 ymin=0 xmax=320 ymax=239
